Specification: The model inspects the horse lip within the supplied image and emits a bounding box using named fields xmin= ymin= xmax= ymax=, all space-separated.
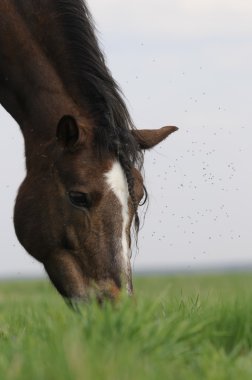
xmin=64 ymin=275 xmax=132 ymax=307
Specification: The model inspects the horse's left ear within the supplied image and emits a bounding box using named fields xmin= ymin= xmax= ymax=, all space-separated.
xmin=56 ymin=115 xmax=86 ymax=150
xmin=131 ymin=126 xmax=178 ymax=150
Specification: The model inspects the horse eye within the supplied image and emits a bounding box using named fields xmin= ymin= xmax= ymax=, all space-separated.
xmin=68 ymin=191 xmax=91 ymax=209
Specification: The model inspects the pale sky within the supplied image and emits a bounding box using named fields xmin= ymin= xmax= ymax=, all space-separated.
xmin=0 ymin=0 xmax=252 ymax=277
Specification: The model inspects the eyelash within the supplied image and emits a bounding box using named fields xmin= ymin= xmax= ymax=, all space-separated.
xmin=68 ymin=191 xmax=92 ymax=209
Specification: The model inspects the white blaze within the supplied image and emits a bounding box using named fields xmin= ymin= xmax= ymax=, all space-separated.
xmin=105 ymin=161 xmax=130 ymax=273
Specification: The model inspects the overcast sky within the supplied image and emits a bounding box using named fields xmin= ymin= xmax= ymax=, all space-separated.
xmin=0 ymin=0 xmax=252 ymax=277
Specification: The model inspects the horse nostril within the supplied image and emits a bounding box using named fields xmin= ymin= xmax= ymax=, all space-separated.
xmin=92 ymin=279 xmax=121 ymax=302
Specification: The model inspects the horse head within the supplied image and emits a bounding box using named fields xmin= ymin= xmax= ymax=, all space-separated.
xmin=14 ymin=115 xmax=177 ymax=302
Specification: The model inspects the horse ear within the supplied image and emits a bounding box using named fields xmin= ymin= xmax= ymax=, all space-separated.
xmin=131 ymin=126 xmax=178 ymax=150
xmin=56 ymin=115 xmax=85 ymax=149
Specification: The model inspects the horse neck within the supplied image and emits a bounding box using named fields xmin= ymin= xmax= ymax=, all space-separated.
xmin=0 ymin=1 xmax=84 ymax=149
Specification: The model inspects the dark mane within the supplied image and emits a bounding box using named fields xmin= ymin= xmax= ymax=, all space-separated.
xmin=56 ymin=1 xmax=142 ymax=163
xmin=56 ymin=0 xmax=146 ymax=223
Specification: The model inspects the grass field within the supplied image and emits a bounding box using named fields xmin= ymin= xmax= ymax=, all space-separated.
xmin=1 ymin=273 xmax=252 ymax=380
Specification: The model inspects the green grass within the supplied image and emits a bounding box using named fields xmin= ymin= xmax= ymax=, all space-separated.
xmin=1 ymin=273 xmax=252 ymax=379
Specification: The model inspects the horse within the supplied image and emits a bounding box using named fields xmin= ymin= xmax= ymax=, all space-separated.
xmin=0 ymin=0 xmax=177 ymax=302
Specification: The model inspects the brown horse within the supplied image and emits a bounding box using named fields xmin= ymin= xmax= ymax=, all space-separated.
xmin=0 ymin=0 xmax=177 ymax=302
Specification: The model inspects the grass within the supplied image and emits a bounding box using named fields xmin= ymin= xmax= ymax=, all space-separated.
xmin=1 ymin=273 xmax=252 ymax=379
